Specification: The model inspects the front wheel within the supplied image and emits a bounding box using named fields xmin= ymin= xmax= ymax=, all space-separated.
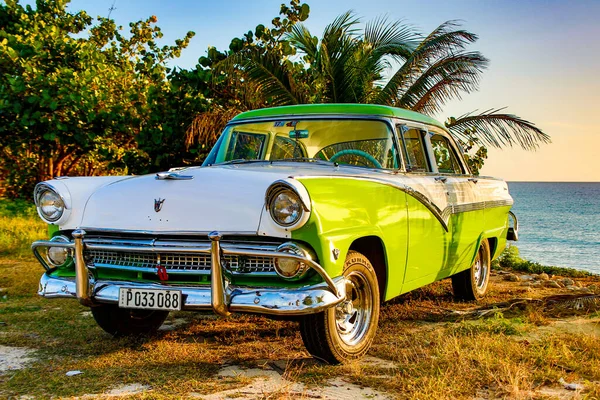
xmin=452 ymin=239 xmax=491 ymax=301
xmin=91 ymin=304 xmax=169 ymax=337
xmin=299 ymin=250 xmax=380 ymax=364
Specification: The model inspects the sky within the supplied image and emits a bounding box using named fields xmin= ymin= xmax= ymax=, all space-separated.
xmin=60 ymin=0 xmax=600 ymax=181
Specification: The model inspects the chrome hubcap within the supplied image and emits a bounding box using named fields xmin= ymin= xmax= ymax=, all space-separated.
xmin=335 ymin=271 xmax=372 ymax=346
xmin=473 ymin=249 xmax=488 ymax=290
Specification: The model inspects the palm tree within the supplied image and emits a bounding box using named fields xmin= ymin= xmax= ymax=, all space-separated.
xmin=188 ymin=12 xmax=549 ymax=151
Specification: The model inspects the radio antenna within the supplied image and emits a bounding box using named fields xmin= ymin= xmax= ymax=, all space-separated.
xmin=107 ymin=0 xmax=117 ymax=18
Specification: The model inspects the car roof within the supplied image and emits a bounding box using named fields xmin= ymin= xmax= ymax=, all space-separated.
xmin=231 ymin=104 xmax=447 ymax=131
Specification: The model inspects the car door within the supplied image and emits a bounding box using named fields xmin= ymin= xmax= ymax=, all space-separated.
xmin=428 ymin=132 xmax=483 ymax=274
xmin=396 ymin=125 xmax=450 ymax=292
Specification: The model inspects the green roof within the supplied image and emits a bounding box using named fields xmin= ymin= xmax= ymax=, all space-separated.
xmin=231 ymin=104 xmax=446 ymax=130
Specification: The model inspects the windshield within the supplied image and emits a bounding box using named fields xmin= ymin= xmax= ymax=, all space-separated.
xmin=203 ymin=119 xmax=398 ymax=169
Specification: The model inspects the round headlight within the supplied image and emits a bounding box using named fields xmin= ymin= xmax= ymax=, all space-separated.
xmin=46 ymin=236 xmax=71 ymax=266
xmin=38 ymin=189 xmax=64 ymax=222
xmin=274 ymin=243 xmax=310 ymax=279
xmin=270 ymin=190 xmax=303 ymax=227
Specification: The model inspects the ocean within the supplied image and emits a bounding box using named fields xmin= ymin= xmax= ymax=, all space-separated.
xmin=507 ymin=182 xmax=600 ymax=274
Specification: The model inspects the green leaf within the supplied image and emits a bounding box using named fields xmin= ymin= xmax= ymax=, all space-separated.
xmin=299 ymin=4 xmax=310 ymax=21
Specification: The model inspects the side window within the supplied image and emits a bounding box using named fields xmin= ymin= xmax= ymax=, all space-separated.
xmin=270 ymin=136 xmax=305 ymax=160
xmin=225 ymin=131 xmax=266 ymax=161
xmin=430 ymin=134 xmax=464 ymax=174
xmin=398 ymin=126 xmax=430 ymax=172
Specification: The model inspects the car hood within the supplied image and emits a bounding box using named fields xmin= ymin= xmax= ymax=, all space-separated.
xmin=80 ymin=165 xmax=299 ymax=234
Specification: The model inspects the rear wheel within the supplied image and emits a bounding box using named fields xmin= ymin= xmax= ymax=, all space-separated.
xmin=299 ymin=251 xmax=380 ymax=364
xmin=91 ymin=304 xmax=169 ymax=336
xmin=452 ymin=239 xmax=491 ymax=301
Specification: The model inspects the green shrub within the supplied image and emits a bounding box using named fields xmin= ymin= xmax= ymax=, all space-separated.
xmin=495 ymin=245 xmax=592 ymax=278
xmin=0 ymin=198 xmax=38 ymax=218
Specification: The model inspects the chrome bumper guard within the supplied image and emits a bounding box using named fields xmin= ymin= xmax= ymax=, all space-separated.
xmin=507 ymin=211 xmax=519 ymax=241
xmin=32 ymin=230 xmax=346 ymax=316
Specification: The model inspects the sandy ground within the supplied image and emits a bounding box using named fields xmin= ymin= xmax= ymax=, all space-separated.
xmin=0 ymin=345 xmax=35 ymax=373
xmin=192 ymin=363 xmax=394 ymax=399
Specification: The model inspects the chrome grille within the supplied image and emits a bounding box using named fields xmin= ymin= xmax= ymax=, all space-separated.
xmin=88 ymin=250 xmax=156 ymax=269
xmin=85 ymin=249 xmax=276 ymax=274
xmin=162 ymin=253 xmax=211 ymax=271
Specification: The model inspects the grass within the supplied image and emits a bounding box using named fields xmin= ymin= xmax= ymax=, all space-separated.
xmin=0 ymin=199 xmax=46 ymax=258
xmin=1 ymin=200 xmax=599 ymax=399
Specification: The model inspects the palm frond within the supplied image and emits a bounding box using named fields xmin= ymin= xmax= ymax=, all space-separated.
xmin=414 ymin=20 xmax=478 ymax=57
xmin=322 ymin=10 xmax=360 ymax=44
xmin=287 ymin=24 xmax=318 ymax=60
xmin=244 ymin=52 xmax=305 ymax=106
xmin=376 ymin=20 xmax=481 ymax=105
xmin=355 ymin=16 xmax=418 ymax=101
xmin=363 ymin=16 xmax=417 ymax=59
xmin=446 ymin=108 xmax=551 ymax=150
xmin=211 ymin=46 xmax=304 ymax=107
xmin=410 ymin=71 xmax=474 ymax=115
xmin=397 ymin=51 xmax=488 ymax=114
xmin=317 ymin=12 xmax=363 ymax=102
xmin=185 ymin=108 xmax=240 ymax=149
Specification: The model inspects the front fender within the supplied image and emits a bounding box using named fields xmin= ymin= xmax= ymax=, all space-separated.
xmin=292 ymin=177 xmax=408 ymax=284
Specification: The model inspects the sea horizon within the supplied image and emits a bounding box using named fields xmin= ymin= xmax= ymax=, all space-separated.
xmin=507 ymin=182 xmax=599 ymax=275
xmin=507 ymin=180 xmax=600 ymax=183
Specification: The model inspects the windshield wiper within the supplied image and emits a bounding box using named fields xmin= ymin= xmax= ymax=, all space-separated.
xmin=217 ymin=158 xmax=338 ymax=167
xmin=218 ymin=159 xmax=269 ymax=165
xmin=271 ymin=157 xmax=338 ymax=166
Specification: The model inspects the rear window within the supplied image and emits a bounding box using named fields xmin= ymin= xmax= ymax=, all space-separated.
xmin=430 ymin=134 xmax=463 ymax=174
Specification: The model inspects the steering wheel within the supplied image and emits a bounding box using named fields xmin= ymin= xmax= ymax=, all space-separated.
xmin=329 ymin=149 xmax=383 ymax=169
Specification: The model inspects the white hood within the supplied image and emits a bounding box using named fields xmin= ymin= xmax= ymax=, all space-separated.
xmin=80 ymin=166 xmax=295 ymax=234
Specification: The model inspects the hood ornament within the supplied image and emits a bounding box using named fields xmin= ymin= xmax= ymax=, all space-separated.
xmin=154 ymin=198 xmax=165 ymax=212
xmin=156 ymin=172 xmax=193 ymax=180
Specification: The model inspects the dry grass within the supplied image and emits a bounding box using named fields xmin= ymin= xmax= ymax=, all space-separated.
xmin=1 ymin=204 xmax=599 ymax=399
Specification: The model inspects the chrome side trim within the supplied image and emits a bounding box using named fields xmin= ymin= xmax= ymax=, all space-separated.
xmin=447 ymin=199 xmax=515 ymax=216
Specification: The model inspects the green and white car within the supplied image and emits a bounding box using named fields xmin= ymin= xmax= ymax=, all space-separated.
xmin=32 ymin=104 xmax=518 ymax=364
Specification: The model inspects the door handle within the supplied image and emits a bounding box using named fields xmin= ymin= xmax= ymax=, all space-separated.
xmin=434 ymin=176 xmax=447 ymax=183
xmin=468 ymin=177 xmax=478 ymax=184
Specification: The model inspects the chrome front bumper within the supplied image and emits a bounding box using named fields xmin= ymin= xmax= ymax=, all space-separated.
xmin=33 ymin=230 xmax=346 ymax=316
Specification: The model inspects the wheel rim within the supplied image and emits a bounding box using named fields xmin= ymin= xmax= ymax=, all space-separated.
xmin=335 ymin=270 xmax=373 ymax=346
xmin=473 ymin=248 xmax=489 ymax=290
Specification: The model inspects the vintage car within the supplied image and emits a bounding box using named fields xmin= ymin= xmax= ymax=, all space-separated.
xmin=32 ymin=104 xmax=518 ymax=364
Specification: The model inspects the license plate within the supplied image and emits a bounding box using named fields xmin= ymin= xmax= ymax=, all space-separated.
xmin=118 ymin=288 xmax=182 ymax=311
